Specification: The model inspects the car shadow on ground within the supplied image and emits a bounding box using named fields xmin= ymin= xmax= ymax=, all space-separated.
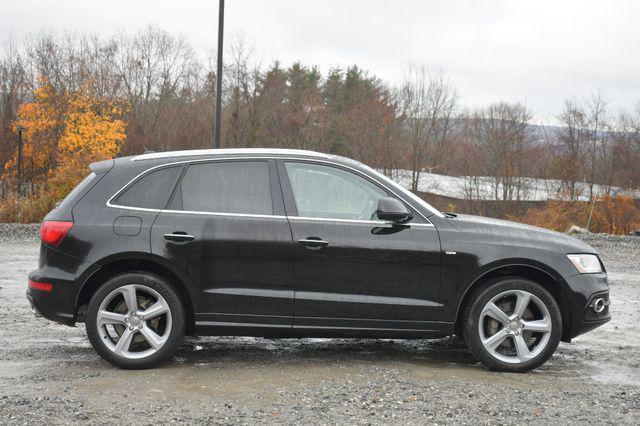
xmin=173 ymin=335 xmax=478 ymax=366
xmin=12 ymin=335 xmax=586 ymax=380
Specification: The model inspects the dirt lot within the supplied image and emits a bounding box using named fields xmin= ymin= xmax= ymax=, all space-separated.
xmin=1 ymin=224 xmax=639 ymax=424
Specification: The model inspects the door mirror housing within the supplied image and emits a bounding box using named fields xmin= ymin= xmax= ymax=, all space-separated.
xmin=376 ymin=197 xmax=413 ymax=223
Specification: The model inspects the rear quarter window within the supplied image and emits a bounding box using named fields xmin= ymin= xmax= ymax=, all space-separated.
xmin=112 ymin=166 xmax=182 ymax=209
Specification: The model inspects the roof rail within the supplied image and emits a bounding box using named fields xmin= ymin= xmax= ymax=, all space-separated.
xmin=132 ymin=148 xmax=332 ymax=161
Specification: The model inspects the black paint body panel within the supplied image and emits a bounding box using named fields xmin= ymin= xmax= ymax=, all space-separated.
xmin=27 ymin=151 xmax=610 ymax=342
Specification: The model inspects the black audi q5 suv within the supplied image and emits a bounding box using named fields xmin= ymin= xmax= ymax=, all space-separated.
xmin=27 ymin=148 xmax=611 ymax=371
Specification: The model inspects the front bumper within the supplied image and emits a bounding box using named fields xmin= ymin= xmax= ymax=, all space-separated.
xmin=564 ymin=272 xmax=611 ymax=340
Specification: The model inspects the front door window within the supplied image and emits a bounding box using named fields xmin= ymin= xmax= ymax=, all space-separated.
xmin=285 ymin=162 xmax=387 ymax=221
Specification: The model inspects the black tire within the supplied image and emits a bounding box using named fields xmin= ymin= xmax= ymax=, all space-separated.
xmin=86 ymin=272 xmax=185 ymax=369
xmin=462 ymin=277 xmax=562 ymax=373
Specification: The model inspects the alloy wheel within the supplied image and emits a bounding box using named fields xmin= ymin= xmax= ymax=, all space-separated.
xmin=478 ymin=289 xmax=552 ymax=364
xmin=96 ymin=284 xmax=172 ymax=360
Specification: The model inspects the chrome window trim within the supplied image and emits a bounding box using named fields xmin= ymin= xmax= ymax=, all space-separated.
xmin=106 ymin=155 xmax=434 ymax=226
xmin=107 ymin=204 xmax=287 ymax=220
xmin=288 ymin=216 xmax=434 ymax=228
xmin=105 ymin=204 xmax=434 ymax=228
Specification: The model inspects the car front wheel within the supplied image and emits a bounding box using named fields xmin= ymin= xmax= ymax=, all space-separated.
xmin=86 ymin=272 xmax=185 ymax=369
xmin=463 ymin=277 xmax=562 ymax=372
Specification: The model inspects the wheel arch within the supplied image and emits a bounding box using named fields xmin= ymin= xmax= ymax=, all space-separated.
xmin=75 ymin=252 xmax=196 ymax=335
xmin=454 ymin=261 xmax=573 ymax=342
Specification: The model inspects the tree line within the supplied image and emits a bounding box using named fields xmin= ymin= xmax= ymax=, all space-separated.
xmin=1 ymin=27 xmax=639 ymax=226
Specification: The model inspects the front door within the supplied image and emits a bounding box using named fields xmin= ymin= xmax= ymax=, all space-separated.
xmin=278 ymin=160 xmax=442 ymax=332
xmin=151 ymin=159 xmax=294 ymax=328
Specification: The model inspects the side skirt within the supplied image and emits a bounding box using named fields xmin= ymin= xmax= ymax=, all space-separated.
xmin=195 ymin=321 xmax=448 ymax=339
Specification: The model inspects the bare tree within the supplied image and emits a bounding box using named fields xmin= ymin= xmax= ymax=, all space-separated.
xmin=463 ymin=102 xmax=532 ymax=216
xmin=399 ymin=64 xmax=457 ymax=192
xmin=610 ymin=104 xmax=640 ymax=190
xmin=556 ymin=100 xmax=590 ymax=201
xmin=111 ymin=26 xmax=200 ymax=152
xmin=586 ymin=92 xmax=609 ymax=199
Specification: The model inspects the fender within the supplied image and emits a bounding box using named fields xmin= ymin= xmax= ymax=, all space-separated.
xmin=452 ymin=258 xmax=569 ymax=322
xmin=75 ymin=250 xmax=197 ymax=310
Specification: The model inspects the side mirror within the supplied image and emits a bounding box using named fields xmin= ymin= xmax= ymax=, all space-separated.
xmin=376 ymin=197 xmax=413 ymax=223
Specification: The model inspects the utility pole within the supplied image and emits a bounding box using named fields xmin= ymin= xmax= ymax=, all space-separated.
xmin=214 ymin=0 xmax=225 ymax=149
xmin=16 ymin=126 xmax=25 ymax=196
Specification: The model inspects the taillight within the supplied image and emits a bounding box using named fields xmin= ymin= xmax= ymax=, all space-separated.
xmin=28 ymin=279 xmax=53 ymax=292
xmin=40 ymin=221 xmax=74 ymax=246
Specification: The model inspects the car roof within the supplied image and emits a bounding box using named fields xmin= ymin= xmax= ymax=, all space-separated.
xmin=91 ymin=148 xmax=363 ymax=175
xmin=130 ymin=148 xmax=335 ymax=162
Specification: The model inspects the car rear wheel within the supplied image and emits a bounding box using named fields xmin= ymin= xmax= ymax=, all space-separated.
xmin=86 ymin=272 xmax=185 ymax=369
xmin=463 ymin=277 xmax=562 ymax=372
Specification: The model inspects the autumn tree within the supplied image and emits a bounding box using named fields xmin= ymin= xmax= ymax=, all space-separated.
xmin=49 ymin=83 xmax=126 ymax=198
xmin=0 ymin=41 xmax=29 ymax=194
xmin=7 ymin=79 xmax=126 ymax=199
xmin=6 ymin=79 xmax=63 ymax=193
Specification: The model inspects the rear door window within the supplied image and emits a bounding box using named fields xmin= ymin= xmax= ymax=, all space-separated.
xmin=170 ymin=161 xmax=273 ymax=215
xmin=112 ymin=166 xmax=182 ymax=209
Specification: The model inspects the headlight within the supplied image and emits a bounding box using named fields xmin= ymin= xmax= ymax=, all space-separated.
xmin=567 ymin=254 xmax=602 ymax=274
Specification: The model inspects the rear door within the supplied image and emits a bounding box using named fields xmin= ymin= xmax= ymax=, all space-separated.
xmin=279 ymin=160 xmax=442 ymax=332
xmin=150 ymin=159 xmax=295 ymax=328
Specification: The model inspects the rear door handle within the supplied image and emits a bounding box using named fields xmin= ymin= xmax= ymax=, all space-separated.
xmin=298 ymin=237 xmax=329 ymax=249
xmin=164 ymin=232 xmax=195 ymax=243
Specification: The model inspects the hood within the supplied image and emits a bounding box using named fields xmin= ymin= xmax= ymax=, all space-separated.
xmin=449 ymin=214 xmax=596 ymax=254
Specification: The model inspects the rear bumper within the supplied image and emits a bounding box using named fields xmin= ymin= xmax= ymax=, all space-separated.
xmin=27 ymin=246 xmax=96 ymax=327
xmin=564 ymin=272 xmax=611 ymax=340
xmin=27 ymin=275 xmax=78 ymax=327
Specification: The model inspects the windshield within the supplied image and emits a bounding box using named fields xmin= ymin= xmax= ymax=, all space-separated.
xmin=363 ymin=165 xmax=444 ymax=218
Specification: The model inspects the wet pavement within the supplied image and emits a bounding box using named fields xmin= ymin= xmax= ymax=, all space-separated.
xmin=0 ymin=226 xmax=639 ymax=424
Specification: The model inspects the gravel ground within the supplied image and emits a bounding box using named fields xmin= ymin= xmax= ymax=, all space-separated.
xmin=0 ymin=224 xmax=639 ymax=424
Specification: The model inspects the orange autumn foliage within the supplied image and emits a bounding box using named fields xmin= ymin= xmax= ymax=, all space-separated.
xmin=6 ymin=80 xmax=62 ymax=188
xmin=49 ymin=85 xmax=126 ymax=199
xmin=1 ymin=79 xmax=126 ymax=222
xmin=514 ymin=195 xmax=640 ymax=235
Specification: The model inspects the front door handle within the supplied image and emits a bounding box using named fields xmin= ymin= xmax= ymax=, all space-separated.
xmin=164 ymin=232 xmax=195 ymax=243
xmin=298 ymin=237 xmax=329 ymax=249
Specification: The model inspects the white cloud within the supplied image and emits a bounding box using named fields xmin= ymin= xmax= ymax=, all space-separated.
xmin=2 ymin=0 xmax=638 ymax=122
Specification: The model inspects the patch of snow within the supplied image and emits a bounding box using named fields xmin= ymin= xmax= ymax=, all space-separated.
xmin=389 ymin=169 xmax=640 ymax=202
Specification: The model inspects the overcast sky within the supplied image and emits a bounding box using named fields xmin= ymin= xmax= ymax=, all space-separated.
xmin=2 ymin=0 xmax=639 ymax=123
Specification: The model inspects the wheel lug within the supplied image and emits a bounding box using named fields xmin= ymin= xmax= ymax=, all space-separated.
xmin=129 ymin=326 xmax=134 ymax=331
